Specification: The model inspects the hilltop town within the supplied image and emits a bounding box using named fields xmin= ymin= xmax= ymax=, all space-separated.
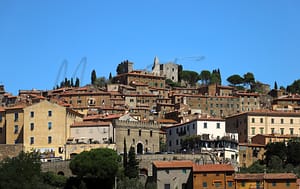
xmin=1 ymin=58 xmax=300 ymax=188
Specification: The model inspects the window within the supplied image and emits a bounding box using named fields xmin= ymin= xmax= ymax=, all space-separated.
xmin=48 ymin=136 xmax=52 ymax=144
xmin=260 ymin=118 xmax=263 ymax=123
xmin=150 ymin=130 xmax=153 ymax=137
xmin=203 ymin=122 xmax=207 ymax=129
xmin=251 ymin=127 xmax=255 ymax=135
xmin=241 ymin=181 xmax=245 ymax=187
xmin=14 ymin=113 xmax=18 ymax=121
xmin=252 ymin=118 xmax=255 ymax=123
xmin=127 ymin=129 xmax=130 ymax=136
xmin=286 ymin=180 xmax=290 ymax=186
xmin=139 ymin=129 xmax=141 ymax=136
xmin=48 ymin=110 xmax=52 ymax=117
xmin=164 ymin=184 xmax=170 ymax=189
xmin=271 ymin=118 xmax=274 ymax=124
xmin=228 ymin=181 xmax=233 ymax=187
xmin=290 ymin=128 xmax=294 ymax=135
xmin=169 ymin=140 xmax=172 ymax=147
xmin=202 ymin=182 xmax=207 ymax=187
xmin=30 ymin=123 xmax=34 ymax=131
xmin=14 ymin=125 xmax=18 ymax=134
xmin=169 ymin=130 xmax=172 ymax=135
xmin=48 ymin=122 xmax=52 ymax=130
xmin=271 ymin=128 xmax=275 ymax=134
xmin=216 ymin=123 xmax=220 ymax=129
xmin=182 ymin=169 xmax=186 ymax=174
xmin=290 ymin=119 xmax=293 ymax=124
xmin=214 ymin=182 xmax=221 ymax=187
xmin=260 ymin=127 xmax=264 ymax=134
xmin=272 ymin=182 xmax=276 ymax=186
xmin=280 ymin=128 xmax=284 ymax=135
xmin=30 ymin=111 xmax=34 ymax=118
xmin=281 ymin=119 xmax=284 ymax=124
xmin=30 ymin=137 xmax=34 ymax=144
xmin=0 ymin=114 xmax=2 ymax=122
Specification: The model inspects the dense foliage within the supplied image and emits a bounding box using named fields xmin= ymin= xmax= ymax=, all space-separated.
xmin=242 ymin=140 xmax=300 ymax=176
xmin=69 ymin=148 xmax=119 ymax=188
xmin=0 ymin=151 xmax=66 ymax=189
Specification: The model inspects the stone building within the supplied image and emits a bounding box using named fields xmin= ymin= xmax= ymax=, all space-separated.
xmin=151 ymin=56 xmax=179 ymax=82
xmin=112 ymin=71 xmax=166 ymax=89
xmin=226 ymin=110 xmax=300 ymax=143
xmin=2 ymin=100 xmax=83 ymax=159
xmin=114 ymin=119 xmax=161 ymax=154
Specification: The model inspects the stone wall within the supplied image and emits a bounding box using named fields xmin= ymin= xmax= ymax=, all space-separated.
xmin=0 ymin=144 xmax=23 ymax=161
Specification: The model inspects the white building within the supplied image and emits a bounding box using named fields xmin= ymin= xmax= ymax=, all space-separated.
xmin=164 ymin=117 xmax=238 ymax=163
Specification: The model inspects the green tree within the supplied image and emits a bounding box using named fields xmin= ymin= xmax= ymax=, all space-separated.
xmin=210 ymin=69 xmax=221 ymax=85
xmin=0 ymin=151 xmax=48 ymax=189
xmin=268 ymin=155 xmax=283 ymax=172
xmin=69 ymin=148 xmax=119 ymax=188
xmin=287 ymin=140 xmax=300 ymax=166
xmin=75 ymin=77 xmax=80 ymax=87
xmin=178 ymin=65 xmax=183 ymax=82
xmin=274 ymin=81 xmax=278 ymax=90
xmin=287 ymin=79 xmax=300 ymax=94
xmin=243 ymin=72 xmax=255 ymax=89
xmin=227 ymin=74 xmax=244 ymax=86
xmin=199 ymin=70 xmax=211 ymax=85
xmin=125 ymin=146 xmax=139 ymax=179
xmin=123 ymin=138 xmax=127 ymax=169
xmin=180 ymin=70 xmax=199 ymax=86
xmin=265 ymin=142 xmax=287 ymax=166
xmin=94 ymin=76 xmax=108 ymax=88
xmin=240 ymin=161 xmax=265 ymax=173
xmin=91 ymin=70 xmax=97 ymax=85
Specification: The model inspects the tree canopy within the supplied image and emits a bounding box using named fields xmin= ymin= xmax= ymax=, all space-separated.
xmin=69 ymin=148 xmax=119 ymax=187
xmin=180 ymin=70 xmax=199 ymax=86
xmin=287 ymin=79 xmax=300 ymax=94
xmin=227 ymin=74 xmax=244 ymax=86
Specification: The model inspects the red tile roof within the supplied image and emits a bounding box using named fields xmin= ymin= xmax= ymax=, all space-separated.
xmin=264 ymin=173 xmax=297 ymax=180
xmin=235 ymin=173 xmax=297 ymax=180
xmin=153 ymin=161 xmax=193 ymax=169
xmin=193 ymin=164 xmax=235 ymax=172
xmin=71 ymin=121 xmax=111 ymax=127
xmin=235 ymin=173 xmax=264 ymax=180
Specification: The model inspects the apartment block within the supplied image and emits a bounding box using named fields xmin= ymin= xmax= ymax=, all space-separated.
xmin=3 ymin=100 xmax=83 ymax=159
xmin=226 ymin=111 xmax=300 ymax=143
xmin=193 ymin=164 xmax=235 ymax=189
xmin=235 ymin=173 xmax=297 ymax=189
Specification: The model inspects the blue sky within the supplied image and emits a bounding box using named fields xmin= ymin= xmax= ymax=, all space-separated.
xmin=0 ymin=0 xmax=299 ymax=95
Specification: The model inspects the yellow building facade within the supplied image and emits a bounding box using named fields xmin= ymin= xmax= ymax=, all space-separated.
xmin=3 ymin=100 xmax=83 ymax=159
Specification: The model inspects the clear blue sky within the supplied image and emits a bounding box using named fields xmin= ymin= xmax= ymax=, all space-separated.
xmin=1 ymin=0 xmax=299 ymax=95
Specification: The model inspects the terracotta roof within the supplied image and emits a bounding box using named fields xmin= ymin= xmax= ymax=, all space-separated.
xmin=227 ymin=110 xmax=300 ymax=118
xmin=84 ymin=114 xmax=122 ymax=121
xmin=153 ymin=161 xmax=193 ymax=169
xmin=156 ymin=118 xmax=178 ymax=124
xmin=235 ymin=173 xmax=297 ymax=180
xmin=71 ymin=121 xmax=111 ymax=127
xmin=193 ymin=164 xmax=235 ymax=172
xmin=5 ymin=105 xmax=25 ymax=110
xmin=264 ymin=173 xmax=297 ymax=180
xmin=235 ymin=173 xmax=264 ymax=180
